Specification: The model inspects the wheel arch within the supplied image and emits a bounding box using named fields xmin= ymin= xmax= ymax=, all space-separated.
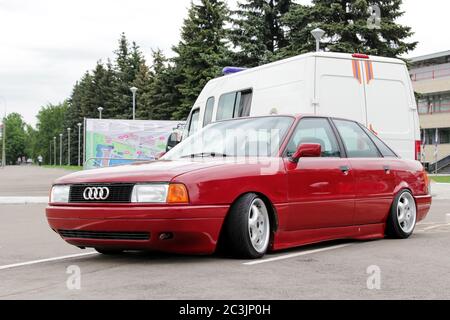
xmin=216 ymin=191 xmax=279 ymax=253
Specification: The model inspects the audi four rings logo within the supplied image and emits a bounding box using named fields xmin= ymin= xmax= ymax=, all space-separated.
xmin=83 ymin=187 xmax=110 ymax=200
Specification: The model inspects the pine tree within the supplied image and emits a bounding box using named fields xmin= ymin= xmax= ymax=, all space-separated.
xmin=282 ymin=0 xmax=417 ymax=57
xmin=133 ymin=62 xmax=154 ymax=120
xmin=147 ymin=49 xmax=183 ymax=120
xmin=113 ymin=33 xmax=145 ymax=119
xmin=172 ymin=0 xmax=231 ymax=120
xmin=230 ymin=0 xmax=293 ymax=67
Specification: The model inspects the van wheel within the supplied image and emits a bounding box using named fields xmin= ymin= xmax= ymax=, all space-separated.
xmin=224 ymin=193 xmax=271 ymax=259
xmin=386 ymin=190 xmax=417 ymax=239
xmin=95 ymin=248 xmax=124 ymax=255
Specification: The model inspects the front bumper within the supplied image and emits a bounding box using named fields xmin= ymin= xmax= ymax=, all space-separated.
xmin=46 ymin=204 xmax=229 ymax=254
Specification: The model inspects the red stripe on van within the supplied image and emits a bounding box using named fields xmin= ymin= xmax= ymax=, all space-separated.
xmin=352 ymin=60 xmax=362 ymax=84
xmin=365 ymin=61 xmax=374 ymax=84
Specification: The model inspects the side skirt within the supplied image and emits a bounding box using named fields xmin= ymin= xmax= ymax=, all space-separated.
xmin=271 ymin=223 xmax=385 ymax=251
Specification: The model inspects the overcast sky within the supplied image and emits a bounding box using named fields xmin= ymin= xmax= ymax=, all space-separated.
xmin=1 ymin=0 xmax=449 ymax=126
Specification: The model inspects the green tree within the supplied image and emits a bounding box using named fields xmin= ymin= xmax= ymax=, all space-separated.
xmin=133 ymin=62 xmax=154 ymax=120
xmin=282 ymin=0 xmax=417 ymax=57
xmin=172 ymin=0 xmax=231 ymax=119
xmin=114 ymin=34 xmax=146 ymax=119
xmin=0 ymin=113 xmax=28 ymax=164
xmin=25 ymin=125 xmax=38 ymax=161
xmin=34 ymin=103 xmax=68 ymax=165
xmin=141 ymin=49 xmax=182 ymax=120
xmin=230 ymin=0 xmax=293 ymax=67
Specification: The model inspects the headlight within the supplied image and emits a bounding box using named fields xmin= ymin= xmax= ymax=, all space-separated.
xmin=50 ymin=185 xmax=70 ymax=203
xmin=131 ymin=183 xmax=189 ymax=203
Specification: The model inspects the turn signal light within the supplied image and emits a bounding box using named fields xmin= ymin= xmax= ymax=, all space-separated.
xmin=422 ymin=170 xmax=430 ymax=195
xmin=167 ymin=184 xmax=189 ymax=203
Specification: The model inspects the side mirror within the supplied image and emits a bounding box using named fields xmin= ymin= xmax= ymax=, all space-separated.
xmin=290 ymin=143 xmax=322 ymax=162
xmin=166 ymin=132 xmax=181 ymax=152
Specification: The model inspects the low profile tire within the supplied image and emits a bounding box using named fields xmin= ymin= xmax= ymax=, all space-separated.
xmin=95 ymin=248 xmax=124 ymax=255
xmin=223 ymin=193 xmax=271 ymax=259
xmin=386 ymin=190 xmax=417 ymax=239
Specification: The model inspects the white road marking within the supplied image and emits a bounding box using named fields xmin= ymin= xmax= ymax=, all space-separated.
xmin=243 ymin=244 xmax=352 ymax=266
xmin=0 ymin=197 xmax=48 ymax=205
xmin=0 ymin=252 xmax=97 ymax=271
xmin=423 ymin=223 xmax=450 ymax=231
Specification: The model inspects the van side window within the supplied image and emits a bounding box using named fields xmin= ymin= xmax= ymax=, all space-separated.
xmin=203 ymin=97 xmax=215 ymax=126
xmin=217 ymin=93 xmax=236 ymax=121
xmin=187 ymin=108 xmax=200 ymax=137
xmin=217 ymin=89 xmax=253 ymax=121
xmin=333 ymin=119 xmax=381 ymax=158
xmin=361 ymin=125 xmax=397 ymax=158
xmin=236 ymin=90 xmax=252 ymax=117
xmin=286 ymin=118 xmax=341 ymax=158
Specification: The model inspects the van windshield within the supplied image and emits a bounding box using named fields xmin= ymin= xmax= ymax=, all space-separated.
xmin=162 ymin=116 xmax=294 ymax=160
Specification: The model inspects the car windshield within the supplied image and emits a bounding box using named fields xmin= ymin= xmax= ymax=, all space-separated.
xmin=162 ymin=116 xmax=294 ymax=160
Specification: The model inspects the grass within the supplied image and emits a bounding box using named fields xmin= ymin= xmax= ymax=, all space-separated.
xmin=429 ymin=176 xmax=450 ymax=183
xmin=43 ymin=165 xmax=82 ymax=171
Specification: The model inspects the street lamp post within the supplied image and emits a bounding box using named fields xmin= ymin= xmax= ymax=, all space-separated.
xmin=49 ymin=140 xmax=52 ymax=165
xmin=98 ymin=107 xmax=103 ymax=119
xmin=1 ymin=117 xmax=5 ymax=168
xmin=77 ymin=123 xmax=82 ymax=167
xmin=59 ymin=133 xmax=63 ymax=166
xmin=311 ymin=28 xmax=325 ymax=52
xmin=130 ymin=87 xmax=138 ymax=120
xmin=53 ymin=137 xmax=56 ymax=166
xmin=67 ymin=128 xmax=71 ymax=166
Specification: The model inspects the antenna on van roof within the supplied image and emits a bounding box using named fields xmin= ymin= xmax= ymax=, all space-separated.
xmin=311 ymin=28 xmax=325 ymax=52
xmin=222 ymin=67 xmax=247 ymax=75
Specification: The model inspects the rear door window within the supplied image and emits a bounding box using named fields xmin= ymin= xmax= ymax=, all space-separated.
xmin=360 ymin=125 xmax=397 ymax=158
xmin=333 ymin=119 xmax=381 ymax=158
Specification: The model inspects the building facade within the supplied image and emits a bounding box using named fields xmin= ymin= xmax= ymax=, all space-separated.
xmin=409 ymin=50 xmax=450 ymax=173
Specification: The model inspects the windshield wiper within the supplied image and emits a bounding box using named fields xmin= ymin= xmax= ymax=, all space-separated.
xmin=181 ymin=152 xmax=229 ymax=158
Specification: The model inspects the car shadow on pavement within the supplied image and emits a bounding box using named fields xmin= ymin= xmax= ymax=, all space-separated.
xmin=84 ymin=239 xmax=364 ymax=264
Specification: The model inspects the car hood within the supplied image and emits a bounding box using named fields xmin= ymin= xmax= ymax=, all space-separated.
xmin=53 ymin=160 xmax=228 ymax=185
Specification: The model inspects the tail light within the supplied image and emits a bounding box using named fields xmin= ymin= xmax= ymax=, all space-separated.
xmin=352 ymin=53 xmax=370 ymax=59
xmin=415 ymin=140 xmax=422 ymax=161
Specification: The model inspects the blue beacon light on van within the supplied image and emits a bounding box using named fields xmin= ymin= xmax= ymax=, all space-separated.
xmin=222 ymin=67 xmax=247 ymax=75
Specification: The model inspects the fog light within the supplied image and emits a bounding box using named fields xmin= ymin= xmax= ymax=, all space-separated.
xmin=159 ymin=232 xmax=173 ymax=240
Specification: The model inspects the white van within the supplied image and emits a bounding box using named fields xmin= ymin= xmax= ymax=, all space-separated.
xmin=183 ymin=51 xmax=421 ymax=160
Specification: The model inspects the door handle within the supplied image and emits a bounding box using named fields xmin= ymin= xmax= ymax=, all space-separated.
xmin=384 ymin=165 xmax=391 ymax=174
xmin=340 ymin=166 xmax=350 ymax=175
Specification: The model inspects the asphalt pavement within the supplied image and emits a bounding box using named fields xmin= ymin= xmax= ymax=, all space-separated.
xmin=0 ymin=166 xmax=449 ymax=299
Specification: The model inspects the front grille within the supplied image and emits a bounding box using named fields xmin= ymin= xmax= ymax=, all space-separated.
xmin=69 ymin=184 xmax=134 ymax=203
xmin=58 ymin=230 xmax=150 ymax=241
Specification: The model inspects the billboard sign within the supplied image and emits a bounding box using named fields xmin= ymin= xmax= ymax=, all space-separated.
xmin=84 ymin=119 xmax=183 ymax=169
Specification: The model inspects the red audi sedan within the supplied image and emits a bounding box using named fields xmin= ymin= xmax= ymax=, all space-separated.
xmin=46 ymin=115 xmax=432 ymax=259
